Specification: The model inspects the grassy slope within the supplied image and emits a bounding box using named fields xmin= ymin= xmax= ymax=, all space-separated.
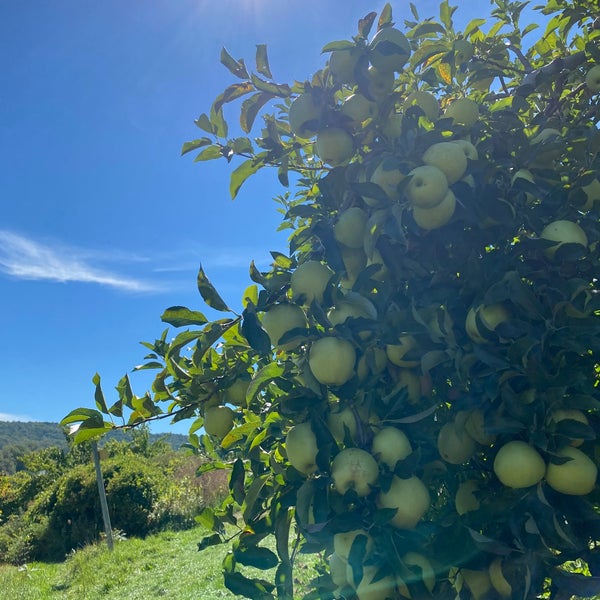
xmin=0 ymin=527 xmax=320 ymax=599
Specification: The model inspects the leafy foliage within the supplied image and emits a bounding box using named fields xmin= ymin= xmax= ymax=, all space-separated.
xmin=64 ymin=1 xmax=600 ymax=598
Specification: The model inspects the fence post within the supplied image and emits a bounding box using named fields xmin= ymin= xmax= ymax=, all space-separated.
xmin=91 ymin=441 xmax=114 ymax=551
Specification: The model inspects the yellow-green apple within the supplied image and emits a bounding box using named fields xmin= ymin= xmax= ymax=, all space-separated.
xmin=370 ymin=156 xmax=405 ymax=200
xmin=376 ymin=475 xmax=430 ymax=529
xmin=403 ymin=90 xmax=439 ymax=121
xmin=369 ymin=27 xmax=411 ymax=73
xmin=545 ymin=446 xmax=597 ymax=495
xmin=331 ymin=447 xmax=379 ymax=497
xmin=550 ymin=409 xmax=589 ymax=447
xmin=341 ymin=93 xmax=378 ymax=127
xmin=329 ymin=47 xmax=362 ymax=85
xmin=489 ymin=557 xmax=512 ymax=598
xmin=291 ymin=260 xmax=333 ymax=305
xmin=405 ymin=165 xmax=449 ymax=208
xmin=316 ymin=127 xmax=355 ymax=166
xmin=334 ymin=207 xmax=368 ymax=248
xmin=371 ymin=427 xmax=412 ymax=468
xmin=327 ymin=407 xmax=358 ymax=444
xmin=288 ymin=93 xmax=321 ymax=139
xmin=451 ymin=138 xmax=478 ymax=160
xmin=437 ymin=420 xmax=476 ymax=464
xmin=366 ymin=65 xmax=395 ymax=100
xmin=412 ymin=189 xmax=456 ymax=230
xmin=443 ymin=98 xmax=480 ymax=126
xmin=422 ymin=141 xmax=468 ymax=184
xmin=204 ymin=406 xmax=235 ymax=439
xmin=465 ymin=303 xmax=511 ymax=344
xmin=453 ymin=39 xmax=474 ymax=65
xmin=261 ymin=303 xmax=308 ymax=350
xmin=585 ymin=64 xmax=600 ymax=92
xmin=285 ymin=422 xmax=319 ymax=475
xmin=397 ymin=552 xmax=436 ymax=597
xmin=493 ymin=440 xmax=545 ymax=488
xmin=455 ymin=479 xmax=480 ymax=515
xmin=333 ymin=529 xmax=374 ymax=561
xmin=540 ymin=219 xmax=587 ymax=259
xmin=309 ymin=337 xmax=356 ymax=386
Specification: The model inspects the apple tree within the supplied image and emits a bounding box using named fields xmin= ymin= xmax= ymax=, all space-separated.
xmin=63 ymin=0 xmax=600 ymax=598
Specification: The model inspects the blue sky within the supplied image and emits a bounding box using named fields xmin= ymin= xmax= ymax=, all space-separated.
xmin=0 ymin=0 xmax=491 ymax=432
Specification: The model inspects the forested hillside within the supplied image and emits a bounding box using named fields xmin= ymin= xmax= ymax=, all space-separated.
xmin=0 ymin=421 xmax=189 ymax=474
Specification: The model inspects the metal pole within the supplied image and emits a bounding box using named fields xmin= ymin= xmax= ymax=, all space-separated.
xmin=91 ymin=441 xmax=114 ymax=551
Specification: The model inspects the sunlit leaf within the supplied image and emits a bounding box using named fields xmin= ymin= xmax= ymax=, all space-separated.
xmin=230 ymin=157 xmax=264 ymax=199
xmin=181 ymin=137 xmax=213 ymax=156
xmin=197 ymin=264 xmax=231 ymax=312
xmin=220 ymin=47 xmax=249 ymax=79
xmin=255 ymin=44 xmax=272 ymax=79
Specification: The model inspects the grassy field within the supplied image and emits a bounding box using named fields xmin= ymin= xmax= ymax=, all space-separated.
xmin=0 ymin=527 xmax=321 ymax=599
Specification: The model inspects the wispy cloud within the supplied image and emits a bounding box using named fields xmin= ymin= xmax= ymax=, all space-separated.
xmin=0 ymin=230 xmax=157 ymax=292
xmin=0 ymin=412 xmax=34 ymax=422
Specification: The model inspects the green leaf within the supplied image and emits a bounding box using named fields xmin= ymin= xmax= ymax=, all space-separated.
xmin=197 ymin=265 xmax=231 ymax=312
xmin=247 ymin=362 xmax=285 ymax=403
xmin=181 ymin=137 xmax=212 ymax=156
xmin=92 ymin=372 xmax=108 ymax=413
xmin=250 ymin=73 xmax=291 ymax=97
xmin=240 ymin=92 xmax=275 ymax=134
xmin=464 ymin=18 xmax=486 ymax=37
xmin=198 ymin=533 xmax=223 ymax=552
xmin=230 ymin=157 xmax=263 ymax=199
xmin=223 ymin=571 xmax=274 ymax=599
xmin=358 ymin=12 xmax=377 ymax=38
xmin=194 ymin=113 xmax=214 ymax=134
xmin=378 ymin=3 xmax=393 ymax=29
xmin=229 ymin=457 xmax=246 ymax=504
xmin=193 ymin=145 xmax=223 ymax=162
xmin=220 ymin=47 xmax=249 ymax=79
xmin=241 ymin=308 xmax=272 ymax=354
xmin=409 ymin=2 xmax=419 ymax=20
xmin=255 ymin=44 xmax=273 ymax=79
xmin=439 ymin=0 xmax=456 ymax=29
xmin=213 ymin=82 xmax=255 ymax=114
xmin=321 ymin=40 xmax=355 ymax=52
xmin=61 ymin=407 xmax=105 ymax=427
xmin=210 ymin=103 xmax=228 ymax=138
xmin=234 ymin=545 xmax=279 ymax=570
xmin=161 ymin=306 xmax=208 ymax=327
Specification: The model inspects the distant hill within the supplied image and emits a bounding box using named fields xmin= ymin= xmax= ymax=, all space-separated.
xmin=0 ymin=421 xmax=190 ymax=474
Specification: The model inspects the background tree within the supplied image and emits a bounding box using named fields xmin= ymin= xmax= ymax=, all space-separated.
xmin=64 ymin=1 xmax=600 ymax=598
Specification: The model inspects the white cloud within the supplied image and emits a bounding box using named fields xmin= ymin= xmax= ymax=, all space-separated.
xmin=0 ymin=230 xmax=158 ymax=292
xmin=0 ymin=412 xmax=34 ymax=422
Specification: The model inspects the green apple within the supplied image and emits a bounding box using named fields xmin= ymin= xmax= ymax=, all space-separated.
xmin=329 ymin=552 xmax=349 ymax=587
xmin=531 ymin=127 xmax=561 ymax=145
xmin=261 ymin=303 xmax=308 ymax=350
xmin=455 ymin=479 xmax=480 ymax=515
xmin=403 ymin=90 xmax=439 ymax=121
xmin=382 ymin=112 xmax=403 ymax=140
xmin=511 ymin=168 xmax=534 ymax=185
xmin=350 ymin=564 xmax=397 ymax=600
xmin=340 ymin=245 xmax=367 ymax=289
xmin=341 ymin=93 xmax=378 ymax=127
xmin=464 ymin=409 xmax=496 ymax=445
xmin=328 ymin=291 xmax=378 ymax=326
xmin=452 ymin=138 xmax=478 ymax=160
xmin=422 ymin=141 xmax=468 ymax=184
xmin=540 ymin=219 xmax=588 ymax=259
xmin=285 ymin=422 xmax=319 ymax=475
xmin=224 ymin=377 xmax=250 ymax=406
xmin=334 ymin=206 xmax=368 ymax=248
xmin=204 ymin=406 xmax=235 ymax=439
xmin=580 ymin=178 xmax=600 ymax=210
xmin=329 ymin=47 xmax=362 ymax=85
xmin=316 ymin=127 xmax=355 ymax=166
xmin=368 ymin=27 xmax=411 ymax=73
xmin=397 ymin=552 xmax=436 ymax=597
xmin=545 ymin=446 xmax=597 ymax=495
xmin=333 ymin=529 xmax=374 ymax=561
xmin=376 ymin=475 xmax=430 ymax=529
xmin=328 ymin=407 xmax=358 ymax=444
xmin=331 ymin=447 xmax=379 ymax=497
xmin=291 ymin=260 xmax=334 ymax=305
xmin=371 ymin=427 xmax=412 ymax=468
xmin=493 ymin=440 xmax=545 ymax=488
xmin=369 ymin=156 xmax=405 ymax=200
xmin=465 ymin=303 xmax=511 ymax=344
xmin=461 ymin=569 xmax=493 ymax=600
xmin=356 ymin=346 xmax=388 ymax=380
xmin=489 ymin=557 xmax=512 ymax=598
xmin=385 ymin=334 xmax=418 ymax=367
xmin=288 ymin=93 xmax=321 ymax=139
xmin=585 ymin=64 xmax=600 ymax=93
xmin=366 ymin=65 xmax=395 ymax=100
xmin=437 ymin=420 xmax=476 ymax=464
xmin=443 ymin=98 xmax=480 ymax=127
xmin=309 ymin=336 xmax=356 ymax=386
xmin=412 ymin=189 xmax=456 ymax=230
xmin=550 ymin=408 xmax=589 ymax=447
xmin=405 ymin=165 xmax=449 ymax=208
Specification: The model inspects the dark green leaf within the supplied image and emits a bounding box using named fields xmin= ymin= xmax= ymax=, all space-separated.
xmin=255 ymin=44 xmax=272 ymax=79
xmin=194 ymin=113 xmax=214 ymax=134
xmin=234 ymin=545 xmax=279 ymax=570
xmin=250 ymin=73 xmax=291 ymax=97
xmin=358 ymin=12 xmax=377 ymax=38
xmin=213 ymin=82 xmax=255 ymax=114
xmin=322 ymin=40 xmax=356 ymax=52
xmin=161 ymin=306 xmax=208 ymax=327
xmin=198 ymin=533 xmax=222 ymax=552
xmin=241 ymin=308 xmax=272 ymax=354
xmin=193 ymin=145 xmax=223 ymax=162
xmin=197 ymin=264 xmax=231 ymax=312
xmin=92 ymin=372 xmax=108 ymax=413
xmin=247 ymin=362 xmax=285 ymax=403
xmin=181 ymin=137 xmax=212 ymax=156
xmin=230 ymin=157 xmax=263 ymax=199
xmin=240 ymin=92 xmax=274 ymax=134
xmin=223 ymin=571 xmax=274 ymax=599
xmin=61 ymin=407 xmax=105 ymax=427
xmin=378 ymin=3 xmax=393 ymax=29
xmin=220 ymin=47 xmax=249 ymax=79
xmin=210 ymin=103 xmax=228 ymax=138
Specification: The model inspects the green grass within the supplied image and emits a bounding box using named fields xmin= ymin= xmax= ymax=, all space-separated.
xmin=0 ymin=527 xmax=321 ymax=599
